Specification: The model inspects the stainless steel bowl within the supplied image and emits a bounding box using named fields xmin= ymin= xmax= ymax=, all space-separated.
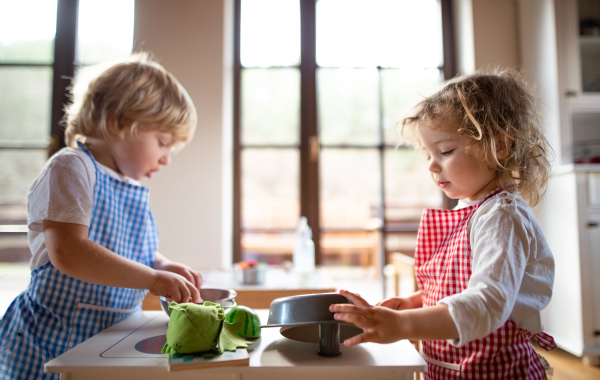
xmin=159 ymin=288 xmax=237 ymax=316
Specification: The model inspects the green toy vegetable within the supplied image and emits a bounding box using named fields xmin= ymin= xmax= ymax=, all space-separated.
xmin=161 ymin=301 xmax=252 ymax=355
xmin=224 ymin=305 xmax=261 ymax=338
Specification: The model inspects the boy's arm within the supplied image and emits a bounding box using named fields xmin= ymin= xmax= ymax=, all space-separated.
xmin=330 ymin=289 xmax=458 ymax=346
xmin=43 ymin=220 xmax=201 ymax=303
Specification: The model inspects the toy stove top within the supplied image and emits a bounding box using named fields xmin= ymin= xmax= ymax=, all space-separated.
xmin=100 ymin=313 xmax=169 ymax=359
xmin=46 ymin=310 xmax=426 ymax=379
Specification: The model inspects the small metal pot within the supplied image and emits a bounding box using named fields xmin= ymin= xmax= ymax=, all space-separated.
xmin=261 ymin=293 xmax=361 ymax=356
xmin=235 ymin=266 xmax=265 ymax=285
xmin=159 ymin=288 xmax=237 ymax=316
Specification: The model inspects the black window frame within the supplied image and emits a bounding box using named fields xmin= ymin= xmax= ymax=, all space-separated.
xmin=0 ymin=0 xmax=76 ymax=252
xmin=233 ymin=0 xmax=457 ymax=279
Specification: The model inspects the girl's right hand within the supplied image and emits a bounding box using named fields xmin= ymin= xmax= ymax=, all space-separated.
xmin=149 ymin=270 xmax=202 ymax=303
xmin=376 ymin=291 xmax=423 ymax=310
xmin=376 ymin=297 xmax=411 ymax=310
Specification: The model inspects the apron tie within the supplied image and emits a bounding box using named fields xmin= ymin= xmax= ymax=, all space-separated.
xmin=533 ymin=332 xmax=557 ymax=351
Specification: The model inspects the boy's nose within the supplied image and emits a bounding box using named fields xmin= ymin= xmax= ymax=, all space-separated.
xmin=160 ymin=152 xmax=171 ymax=166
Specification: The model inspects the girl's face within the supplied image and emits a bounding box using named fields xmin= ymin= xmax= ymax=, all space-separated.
xmin=109 ymin=125 xmax=176 ymax=181
xmin=416 ymin=117 xmax=497 ymax=202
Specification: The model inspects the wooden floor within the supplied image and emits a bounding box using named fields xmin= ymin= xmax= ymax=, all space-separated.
xmin=534 ymin=343 xmax=600 ymax=380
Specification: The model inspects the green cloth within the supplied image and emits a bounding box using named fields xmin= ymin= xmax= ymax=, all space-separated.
xmin=161 ymin=301 xmax=253 ymax=355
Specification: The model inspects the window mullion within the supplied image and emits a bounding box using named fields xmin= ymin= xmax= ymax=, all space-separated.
xmin=233 ymin=0 xmax=242 ymax=263
xmin=299 ymin=0 xmax=320 ymax=265
xmin=377 ymin=67 xmax=386 ymax=284
xmin=50 ymin=0 xmax=78 ymax=156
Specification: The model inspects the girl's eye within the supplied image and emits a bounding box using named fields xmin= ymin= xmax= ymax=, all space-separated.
xmin=441 ymin=149 xmax=455 ymax=156
xmin=159 ymin=141 xmax=167 ymax=147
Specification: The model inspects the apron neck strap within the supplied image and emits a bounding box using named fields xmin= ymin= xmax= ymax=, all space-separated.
xmin=77 ymin=141 xmax=100 ymax=172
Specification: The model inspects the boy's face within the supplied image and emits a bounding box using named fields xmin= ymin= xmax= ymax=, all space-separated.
xmin=110 ymin=125 xmax=176 ymax=181
xmin=416 ymin=117 xmax=497 ymax=202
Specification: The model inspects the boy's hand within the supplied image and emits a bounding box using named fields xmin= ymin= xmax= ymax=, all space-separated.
xmin=149 ymin=270 xmax=202 ymax=303
xmin=330 ymin=289 xmax=403 ymax=347
xmin=157 ymin=261 xmax=204 ymax=290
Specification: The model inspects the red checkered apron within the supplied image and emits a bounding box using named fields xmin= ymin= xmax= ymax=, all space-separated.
xmin=415 ymin=188 xmax=556 ymax=379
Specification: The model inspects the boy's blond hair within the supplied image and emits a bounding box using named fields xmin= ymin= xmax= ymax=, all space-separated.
xmin=64 ymin=52 xmax=197 ymax=147
xmin=401 ymin=69 xmax=552 ymax=206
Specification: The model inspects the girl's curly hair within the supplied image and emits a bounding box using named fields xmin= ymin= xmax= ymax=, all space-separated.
xmin=401 ymin=69 xmax=553 ymax=206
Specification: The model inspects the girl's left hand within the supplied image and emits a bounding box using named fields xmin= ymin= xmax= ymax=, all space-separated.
xmin=329 ymin=289 xmax=404 ymax=347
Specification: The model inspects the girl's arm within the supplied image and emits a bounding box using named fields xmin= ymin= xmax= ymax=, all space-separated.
xmin=153 ymin=252 xmax=204 ymax=290
xmin=330 ymin=289 xmax=459 ymax=346
xmin=43 ymin=220 xmax=201 ymax=303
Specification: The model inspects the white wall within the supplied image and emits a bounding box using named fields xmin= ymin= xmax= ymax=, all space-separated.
xmin=517 ymin=0 xmax=561 ymax=167
xmin=453 ymin=0 xmax=520 ymax=74
xmin=453 ymin=0 xmax=476 ymax=74
xmin=134 ymin=0 xmax=233 ymax=269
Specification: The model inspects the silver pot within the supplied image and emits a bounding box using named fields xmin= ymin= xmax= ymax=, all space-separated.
xmin=261 ymin=292 xmax=361 ymax=356
xmin=158 ymin=288 xmax=237 ymax=316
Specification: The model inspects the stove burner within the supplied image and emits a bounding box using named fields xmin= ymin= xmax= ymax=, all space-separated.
xmin=134 ymin=335 xmax=166 ymax=354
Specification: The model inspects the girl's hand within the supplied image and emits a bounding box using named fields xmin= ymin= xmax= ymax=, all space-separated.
xmin=149 ymin=270 xmax=202 ymax=303
xmin=330 ymin=289 xmax=404 ymax=347
xmin=376 ymin=297 xmax=410 ymax=310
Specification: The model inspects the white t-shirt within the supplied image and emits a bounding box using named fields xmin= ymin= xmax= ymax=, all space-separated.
xmin=27 ymin=147 xmax=140 ymax=270
xmin=438 ymin=190 xmax=554 ymax=347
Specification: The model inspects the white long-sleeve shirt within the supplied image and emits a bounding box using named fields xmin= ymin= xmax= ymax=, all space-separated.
xmin=438 ymin=190 xmax=554 ymax=347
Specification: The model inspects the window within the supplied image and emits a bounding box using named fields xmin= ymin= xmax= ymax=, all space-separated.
xmin=0 ymin=0 xmax=134 ymax=263
xmin=234 ymin=0 xmax=456 ymax=278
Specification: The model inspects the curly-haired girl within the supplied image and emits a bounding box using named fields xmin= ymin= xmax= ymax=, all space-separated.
xmin=331 ymin=70 xmax=556 ymax=379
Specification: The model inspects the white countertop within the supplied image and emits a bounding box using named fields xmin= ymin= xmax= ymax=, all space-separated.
xmin=45 ymin=310 xmax=426 ymax=379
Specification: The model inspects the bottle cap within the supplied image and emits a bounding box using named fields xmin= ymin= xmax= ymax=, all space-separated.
xmin=296 ymin=216 xmax=312 ymax=239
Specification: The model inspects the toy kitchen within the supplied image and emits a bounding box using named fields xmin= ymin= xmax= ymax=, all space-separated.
xmin=45 ymin=292 xmax=426 ymax=380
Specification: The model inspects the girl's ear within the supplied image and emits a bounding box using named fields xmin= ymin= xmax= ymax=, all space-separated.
xmin=496 ymin=133 xmax=512 ymax=160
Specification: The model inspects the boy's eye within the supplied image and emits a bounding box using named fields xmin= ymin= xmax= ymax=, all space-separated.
xmin=441 ymin=149 xmax=455 ymax=156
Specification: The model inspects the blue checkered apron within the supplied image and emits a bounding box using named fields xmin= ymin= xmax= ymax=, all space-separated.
xmin=0 ymin=143 xmax=158 ymax=379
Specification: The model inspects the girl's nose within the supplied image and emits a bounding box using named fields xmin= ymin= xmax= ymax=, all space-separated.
xmin=428 ymin=159 xmax=441 ymax=173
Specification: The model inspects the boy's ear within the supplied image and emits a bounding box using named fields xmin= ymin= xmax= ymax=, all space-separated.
xmin=106 ymin=113 xmax=125 ymax=139
xmin=107 ymin=113 xmax=117 ymax=136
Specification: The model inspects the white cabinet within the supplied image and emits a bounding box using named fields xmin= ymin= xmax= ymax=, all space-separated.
xmin=539 ymin=168 xmax=600 ymax=365
xmin=555 ymin=0 xmax=600 ymax=165
xmin=521 ymin=0 xmax=600 ymax=364
xmin=589 ymin=210 xmax=600 ymax=348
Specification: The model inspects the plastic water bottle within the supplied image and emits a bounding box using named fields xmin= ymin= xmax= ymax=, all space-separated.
xmin=293 ymin=216 xmax=315 ymax=272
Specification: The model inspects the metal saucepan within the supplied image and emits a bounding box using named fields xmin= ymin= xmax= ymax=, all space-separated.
xmin=261 ymin=292 xmax=362 ymax=356
xmin=158 ymin=288 xmax=237 ymax=316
